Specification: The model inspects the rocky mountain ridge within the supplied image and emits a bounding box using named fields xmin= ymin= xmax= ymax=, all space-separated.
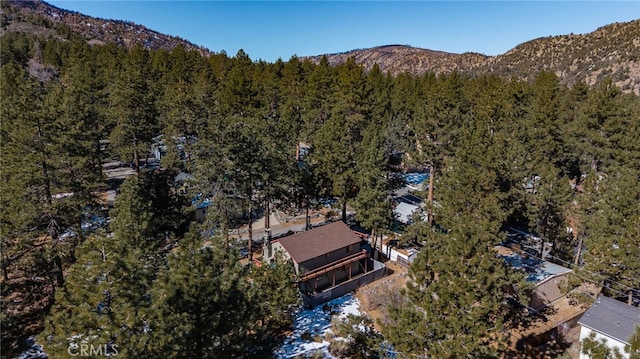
xmin=303 ymin=20 xmax=640 ymax=93
xmin=303 ymin=45 xmax=489 ymax=76
xmin=2 ymin=0 xmax=210 ymax=55
xmin=3 ymin=0 xmax=639 ymax=93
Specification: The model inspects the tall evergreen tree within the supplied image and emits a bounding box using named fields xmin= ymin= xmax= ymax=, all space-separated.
xmin=353 ymin=123 xmax=394 ymax=254
xmin=575 ymin=80 xmax=639 ymax=174
xmin=383 ymin=217 xmax=529 ymax=357
xmin=148 ymin=233 xmax=300 ymax=358
xmin=383 ymin=106 xmax=530 ymax=357
xmin=526 ymin=162 xmax=574 ymax=261
xmin=579 ymin=167 xmax=640 ymax=296
xmin=527 ymin=71 xmax=568 ymax=170
xmin=302 ymin=56 xmax=334 ymax=139
xmin=0 ymin=63 xmax=44 ymax=280
xmin=40 ymin=175 xmax=179 ymax=358
xmin=311 ymin=58 xmax=367 ymax=221
xmin=108 ymin=46 xmax=158 ymax=172
xmin=148 ymin=233 xmax=253 ymax=358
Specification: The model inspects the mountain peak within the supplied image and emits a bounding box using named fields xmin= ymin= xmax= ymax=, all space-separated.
xmin=302 ymin=20 xmax=639 ymax=93
xmin=4 ymin=1 xmax=638 ymax=93
xmin=4 ymin=0 xmax=211 ymax=55
xmin=302 ymin=45 xmax=489 ymax=76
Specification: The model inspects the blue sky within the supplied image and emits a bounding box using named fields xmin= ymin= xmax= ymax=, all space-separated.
xmin=47 ymin=1 xmax=640 ymax=62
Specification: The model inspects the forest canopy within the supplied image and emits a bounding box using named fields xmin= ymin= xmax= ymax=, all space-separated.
xmin=1 ymin=27 xmax=639 ymax=358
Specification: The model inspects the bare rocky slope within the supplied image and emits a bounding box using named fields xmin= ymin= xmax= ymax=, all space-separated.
xmin=3 ymin=0 xmax=210 ymax=55
xmin=471 ymin=20 xmax=640 ymax=93
xmin=303 ymin=45 xmax=488 ymax=77
xmin=304 ymin=20 xmax=640 ymax=93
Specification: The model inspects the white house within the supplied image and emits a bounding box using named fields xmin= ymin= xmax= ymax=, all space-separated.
xmin=578 ymin=295 xmax=640 ymax=358
xmin=393 ymin=202 xmax=421 ymax=224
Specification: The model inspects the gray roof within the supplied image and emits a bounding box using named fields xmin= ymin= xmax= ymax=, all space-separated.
xmin=275 ymin=221 xmax=361 ymax=264
xmin=175 ymin=172 xmax=195 ymax=183
xmin=578 ymin=295 xmax=640 ymax=344
xmin=495 ymin=245 xmax=573 ymax=284
xmin=394 ymin=202 xmax=420 ymax=224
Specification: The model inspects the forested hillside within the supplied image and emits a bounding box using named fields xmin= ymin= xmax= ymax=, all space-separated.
xmin=304 ymin=20 xmax=640 ymax=94
xmin=2 ymin=0 xmax=209 ymax=54
xmin=473 ymin=20 xmax=640 ymax=93
xmin=5 ymin=0 xmax=639 ymax=94
xmin=1 ymin=2 xmax=640 ymax=358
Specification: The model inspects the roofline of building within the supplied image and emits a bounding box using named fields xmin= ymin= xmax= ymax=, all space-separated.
xmin=578 ymin=322 xmax=632 ymax=345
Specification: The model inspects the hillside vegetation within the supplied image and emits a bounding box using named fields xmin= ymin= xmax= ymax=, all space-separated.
xmin=2 ymin=0 xmax=210 ymax=55
xmin=473 ymin=20 xmax=640 ymax=93
xmin=305 ymin=20 xmax=640 ymax=94
xmin=5 ymin=1 xmax=639 ymax=93
xmin=303 ymin=45 xmax=488 ymax=76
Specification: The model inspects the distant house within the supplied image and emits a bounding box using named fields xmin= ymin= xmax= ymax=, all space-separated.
xmin=192 ymin=196 xmax=212 ymax=223
xmin=380 ymin=239 xmax=420 ymax=267
xmin=394 ymin=202 xmax=421 ymax=225
xmin=495 ymin=245 xmax=573 ymax=311
xmin=497 ymin=245 xmax=596 ymax=354
xmin=151 ymin=134 xmax=195 ymax=162
xmin=393 ymin=189 xmax=426 ymax=225
xmin=151 ymin=135 xmax=167 ymax=160
xmin=402 ymin=172 xmax=429 ymax=190
xmin=263 ymin=221 xmax=386 ymax=306
xmin=174 ymin=172 xmax=195 ymax=195
xmin=578 ymin=295 xmax=640 ymax=359
xmin=296 ymin=141 xmax=312 ymax=161
xmin=524 ymin=175 xmax=541 ymax=194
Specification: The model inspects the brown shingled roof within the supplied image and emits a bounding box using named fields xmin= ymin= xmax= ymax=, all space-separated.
xmin=276 ymin=221 xmax=362 ymax=264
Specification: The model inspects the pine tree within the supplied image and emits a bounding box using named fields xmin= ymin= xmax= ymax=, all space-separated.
xmin=302 ymin=55 xmax=335 ymax=139
xmin=40 ymin=176 xmax=170 ymax=358
xmin=581 ymin=330 xmax=625 ymax=359
xmin=55 ymin=47 xmax=108 ymax=250
xmin=249 ymin=253 xmax=301 ymax=348
xmin=353 ymin=123 xmax=394 ymax=255
xmin=0 ymin=63 xmax=44 ymax=281
xmin=627 ymin=326 xmax=640 ymax=359
xmin=156 ymin=46 xmax=210 ymax=170
xmin=329 ymin=314 xmax=384 ymax=359
xmin=526 ymin=162 xmax=574 ymax=261
xmin=108 ymin=46 xmax=158 ymax=172
xmin=382 ymin=106 xmax=530 ymax=357
xmin=527 ymin=71 xmax=569 ymax=169
xmin=311 ymin=58 xmax=367 ymax=221
xmin=579 ymin=167 xmax=640 ymax=295
xmin=383 ymin=217 xmax=530 ymax=357
xmin=40 ymin=232 xmax=151 ymax=358
xmin=576 ymin=80 xmax=639 ymax=174
xmin=148 ymin=233 xmax=255 ymax=358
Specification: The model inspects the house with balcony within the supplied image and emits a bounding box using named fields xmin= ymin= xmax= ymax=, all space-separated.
xmin=263 ymin=221 xmax=386 ymax=307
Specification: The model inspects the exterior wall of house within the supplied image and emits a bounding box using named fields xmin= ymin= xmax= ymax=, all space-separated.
xmin=380 ymin=242 xmax=418 ymax=267
xmin=264 ymin=241 xmax=300 ymax=272
xmin=579 ymin=326 xmax=629 ymax=359
xmin=302 ymin=259 xmax=386 ymax=307
xmin=297 ymin=244 xmax=359 ymax=274
xmin=299 ymin=260 xmax=362 ymax=294
xmin=531 ymin=274 xmax=569 ymax=311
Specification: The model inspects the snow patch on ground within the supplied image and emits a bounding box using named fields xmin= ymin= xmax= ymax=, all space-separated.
xmin=16 ymin=295 xmax=363 ymax=359
xmin=275 ymin=294 xmax=362 ymax=358
xmin=15 ymin=337 xmax=47 ymax=359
